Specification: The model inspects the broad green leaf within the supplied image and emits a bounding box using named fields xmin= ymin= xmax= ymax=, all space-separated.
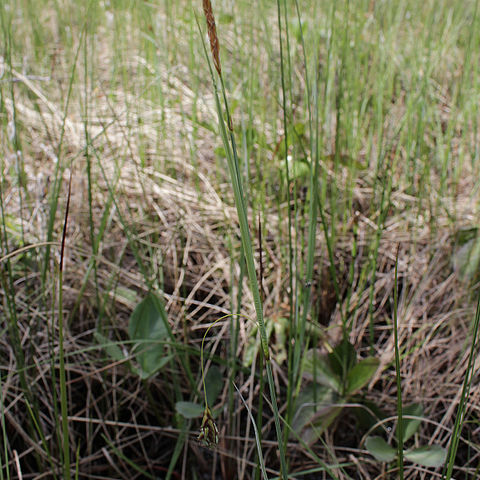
xmin=128 ymin=293 xmax=168 ymax=341
xmin=136 ymin=355 xmax=171 ymax=380
xmin=365 ymin=436 xmax=396 ymax=462
xmin=346 ymin=357 xmax=379 ymax=395
xmin=328 ymin=339 xmax=357 ymax=379
xmin=404 ymin=445 xmax=447 ymax=467
xmin=402 ymin=403 xmax=423 ymax=442
xmin=94 ymin=331 xmax=126 ymax=363
xmin=175 ymin=401 xmax=204 ymax=419
xmin=302 ymin=349 xmax=341 ymax=393
xmin=128 ymin=293 xmax=169 ymax=378
xmin=205 ymin=365 xmax=223 ymax=406
xmin=291 ymin=383 xmax=340 ymax=445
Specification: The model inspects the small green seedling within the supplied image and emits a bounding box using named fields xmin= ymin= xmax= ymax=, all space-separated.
xmin=365 ymin=403 xmax=447 ymax=468
xmin=293 ymin=338 xmax=380 ymax=444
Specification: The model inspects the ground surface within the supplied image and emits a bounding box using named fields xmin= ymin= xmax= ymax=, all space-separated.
xmin=1 ymin=1 xmax=480 ymax=479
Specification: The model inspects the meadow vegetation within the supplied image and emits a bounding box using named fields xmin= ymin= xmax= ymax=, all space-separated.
xmin=1 ymin=0 xmax=480 ymax=478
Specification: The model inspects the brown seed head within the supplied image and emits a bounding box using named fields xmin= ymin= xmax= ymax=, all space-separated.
xmin=202 ymin=0 xmax=222 ymax=76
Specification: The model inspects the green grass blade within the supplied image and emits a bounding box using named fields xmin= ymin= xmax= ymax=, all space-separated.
xmin=443 ymin=295 xmax=480 ymax=479
xmin=393 ymin=250 xmax=404 ymax=479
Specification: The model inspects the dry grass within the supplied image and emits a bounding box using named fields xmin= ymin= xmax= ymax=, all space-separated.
xmin=1 ymin=1 xmax=480 ymax=479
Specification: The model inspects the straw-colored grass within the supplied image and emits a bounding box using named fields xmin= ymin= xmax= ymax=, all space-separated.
xmin=1 ymin=0 xmax=480 ymax=478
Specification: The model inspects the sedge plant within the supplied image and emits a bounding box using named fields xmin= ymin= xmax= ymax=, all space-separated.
xmin=198 ymin=2 xmax=288 ymax=477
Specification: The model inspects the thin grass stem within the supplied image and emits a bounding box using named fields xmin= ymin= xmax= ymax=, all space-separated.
xmin=393 ymin=248 xmax=404 ymax=479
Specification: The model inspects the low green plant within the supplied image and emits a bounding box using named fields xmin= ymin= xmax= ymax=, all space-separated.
xmin=365 ymin=404 xmax=447 ymax=469
xmin=292 ymin=338 xmax=379 ymax=444
xmin=95 ymin=292 xmax=171 ymax=379
xmin=363 ymin=253 xmax=446 ymax=474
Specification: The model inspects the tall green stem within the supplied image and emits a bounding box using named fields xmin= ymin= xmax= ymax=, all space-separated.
xmin=197 ymin=10 xmax=288 ymax=477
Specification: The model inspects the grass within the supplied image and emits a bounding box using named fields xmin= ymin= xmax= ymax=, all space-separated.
xmin=1 ymin=0 xmax=480 ymax=478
